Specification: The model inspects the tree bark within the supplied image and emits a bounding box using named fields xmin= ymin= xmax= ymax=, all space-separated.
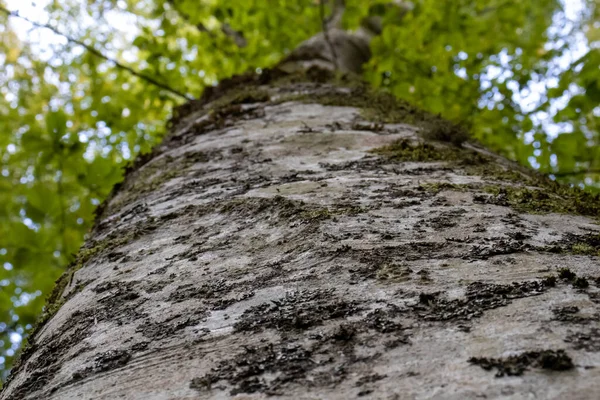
xmin=3 ymin=35 xmax=600 ymax=400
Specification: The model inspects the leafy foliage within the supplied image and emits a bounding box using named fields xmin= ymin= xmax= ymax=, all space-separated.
xmin=359 ymin=0 xmax=600 ymax=185
xmin=0 ymin=0 xmax=598 ymax=379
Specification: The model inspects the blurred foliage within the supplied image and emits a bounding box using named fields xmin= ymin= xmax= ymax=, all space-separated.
xmin=360 ymin=0 xmax=600 ymax=185
xmin=0 ymin=0 xmax=598 ymax=379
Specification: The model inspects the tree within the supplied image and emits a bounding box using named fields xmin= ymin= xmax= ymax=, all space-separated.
xmin=2 ymin=6 xmax=600 ymax=397
xmin=1 ymin=2 xmax=600 ymax=376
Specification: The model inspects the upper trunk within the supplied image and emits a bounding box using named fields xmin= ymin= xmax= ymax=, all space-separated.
xmin=2 ymin=30 xmax=600 ymax=400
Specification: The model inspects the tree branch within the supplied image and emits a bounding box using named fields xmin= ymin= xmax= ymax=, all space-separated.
xmin=166 ymin=0 xmax=246 ymax=48
xmin=319 ymin=0 xmax=339 ymax=70
xmin=551 ymin=169 xmax=600 ymax=177
xmin=325 ymin=0 xmax=345 ymax=30
xmin=0 ymin=6 xmax=194 ymax=101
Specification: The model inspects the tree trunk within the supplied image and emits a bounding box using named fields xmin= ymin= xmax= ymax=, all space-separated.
xmin=3 ymin=34 xmax=600 ymax=400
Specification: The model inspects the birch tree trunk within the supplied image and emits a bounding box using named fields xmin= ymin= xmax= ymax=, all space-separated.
xmin=3 ymin=31 xmax=600 ymax=400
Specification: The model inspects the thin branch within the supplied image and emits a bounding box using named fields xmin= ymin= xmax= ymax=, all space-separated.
xmin=325 ymin=0 xmax=345 ymax=30
xmin=166 ymin=0 xmax=246 ymax=49
xmin=0 ymin=6 xmax=194 ymax=101
xmin=551 ymin=169 xmax=600 ymax=177
xmin=477 ymin=1 xmax=514 ymax=17
xmin=319 ymin=0 xmax=339 ymax=70
xmin=56 ymin=157 xmax=68 ymax=258
xmin=221 ymin=23 xmax=247 ymax=48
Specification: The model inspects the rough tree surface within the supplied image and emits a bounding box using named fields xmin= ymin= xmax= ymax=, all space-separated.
xmin=2 ymin=46 xmax=600 ymax=400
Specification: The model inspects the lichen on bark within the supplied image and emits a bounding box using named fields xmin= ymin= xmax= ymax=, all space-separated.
xmin=3 ymin=63 xmax=600 ymax=400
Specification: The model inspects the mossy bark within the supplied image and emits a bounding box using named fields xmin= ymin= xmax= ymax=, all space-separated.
xmin=3 ymin=68 xmax=600 ymax=400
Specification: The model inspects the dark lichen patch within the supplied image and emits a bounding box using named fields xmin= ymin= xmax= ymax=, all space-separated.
xmin=475 ymin=165 xmax=535 ymax=185
xmin=420 ymin=182 xmax=472 ymax=194
xmin=412 ymin=280 xmax=552 ymax=321
xmin=190 ymin=309 xmax=394 ymax=396
xmin=430 ymin=195 xmax=451 ymax=207
xmin=571 ymin=242 xmax=600 ymax=256
xmin=356 ymin=372 xmax=391 ymax=396
xmin=234 ymin=289 xmax=361 ymax=333
xmin=362 ymin=307 xmax=410 ymax=346
xmin=213 ymin=291 xmax=256 ymax=311
xmin=364 ymin=307 xmax=403 ymax=334
xmin=137 ymin=310 xmax=208 ymax=340
xmin=97 ymin=281 xmax=141 ymax=304
xmin=157 ymin=204 xmax=203 ymax=223
xmin=375 ymin=263 xmax=413 ymax=282
xmin=419 ymin=118 xmax=470 ymax=146
xmin=547 ymin=233 xmax=600 ymax=256
xmin=169 ymin=279 xmax=231 ymax=303
xmin=220 ymin=195 xmax=366 ymax=225
xmin=552 ymin=306 xmax=597 ymax=324
xmin=329 ymin=323 xmax=358 ymax=342
xmin=541 ymin=275 xmax=558 ymax=287
xmin=564 ymin=328 xmax=600 ymax=351
xmin=71 ymin=349 xmax=132 ymax=383
xmin=93 ymin=280 xmax=128 ymax=294
xmin=573 ymin=277 xmax=590 ymax=289
xmin=207 ymin=87 xmax=270 ymax=111
xmin=469 ymin=349 xmax=574 ymax=377
xmin=416 ymin=269 xmax=432 ymax=282
xmin=422 ymin=208 xmax=467 ymax=229
xmin=204 ymin=102 xmax=266 ymax=132
xmin=130 ymin=341 xmax=150 ymax=352
xmin=468 ymin=237 xmax=530 ymax=260
xmin=479 ymin=185 xmax=600 ymax=218
xmin=482 ymin=186 xmax=562 ymax=214
xmin=373 ymin=140 xmax=600 ymax=219
xmin=506 ymin=231 xmax=532 ymax=241
xmin=190 ymin=342 xmax=317 ymax=396
xmin=142 ymin=279 xmax=170 ymax=294
xmin=319 ymin=157 xmax=387 ymax=173
xmin=94 ymin=281 xmax=148 ymax=325
xmin=555 ymin=268 xmax=591 ymax=290
xmin=371 ymin=139 xmax=464 ymax=163
xmin=167 ymin=278 xmax=255 ymax=311
xmin=189 ymin=376 xmax=214 ymax=392
xmin=558 ymin=268 xmax=577 ymax=281
xmin=348 ymin=242 xmax=453 ymax=282
xmin=355 ymin=373 xmax=387 ymax=387
xmin=92 ymin=349 xmax=131 ymax=373
xmin=7 ymin=365 xmax=59 ymax=398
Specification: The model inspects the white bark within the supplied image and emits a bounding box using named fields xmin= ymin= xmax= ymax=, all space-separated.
xmin=2 ymin=80 xmax=600 ymax=400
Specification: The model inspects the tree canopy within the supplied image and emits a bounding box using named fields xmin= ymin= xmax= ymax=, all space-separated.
xmin=0 ymin=0 xmax=598 ymax=379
